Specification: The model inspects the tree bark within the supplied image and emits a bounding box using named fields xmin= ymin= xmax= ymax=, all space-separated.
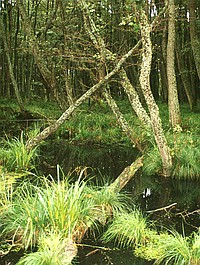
xmin=0 ymin=16 xmax=25 ymax=113
xmin=139 ymin=10 xmax=172 ymax=176
xmin=16 ymin=0 xmax=66 ymax=110
xmin=102 ymin=89 xmax=144 ymax=152
xmin=175 ymin=44 xmax=196 ymax=110
xmin=26 ymin=41 xmax=141 ymax=151
xmin=108 ymin=156 xmax=143 ymax=193
xmin=78 ymin=0 xmax=151 ymax=128
xmin=167 ymin=0 xmax=181 ymax=127
xmin=189 ymin=0 xmax=200 ymax=80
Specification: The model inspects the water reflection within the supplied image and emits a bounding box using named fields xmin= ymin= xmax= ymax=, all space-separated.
xmin=1 ymin=141 xmax=199 ymax=264
xmin=40 ymin=140 xmax=199 ymax=233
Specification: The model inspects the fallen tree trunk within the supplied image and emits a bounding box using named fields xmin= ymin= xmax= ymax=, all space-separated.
xmin=68 ymin=155 xmax=144 ymax=263
xmin=108 ymin=156 xmax=143 ymax=193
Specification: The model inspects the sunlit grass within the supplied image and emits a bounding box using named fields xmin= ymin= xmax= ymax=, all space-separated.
xmin=0 ymin=172 xmax=131 ymax=254
xmin=0 ymin=176 xmax=94 ymax=250
xmin=172 ymin=147 xmax=200 ymax=180
xmin=16 ymin=232 xmax=77 ymax=265
xmin=102 ymin=210 xmax=148 ymax=247
xmin=153 ymin=230 xmax=191 ymax=264
xmin=103 ymin=211 xmax=200 ymax=264
xmin=0 ymin=132 xmax=38 ymax=172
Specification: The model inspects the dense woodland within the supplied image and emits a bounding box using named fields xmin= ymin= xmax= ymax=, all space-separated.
xmin=0 ymin=1 xmax=200 ymax=264
xmin=0 ymin=0 xmax=200 ymax=175
xmin=0 ymin=0 xmax=199 ymax=106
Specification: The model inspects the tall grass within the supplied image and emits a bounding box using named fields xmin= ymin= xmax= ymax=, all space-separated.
xmin=142 ymin=145 xmax=162 ymax=176
xmin=17 ymin=232 xmax=77 ymax=265
xmin=0 ymin=132 xmax=38 ymax=172
xmin=0 ymin=170 xmax=26 ymax=213
xmin=0 ymin=173 xmax=130 ymax=263
xmin=102 ymin=209 xmax=148 ymax=248
xmin=172 ymin=147 xmax=200 ymax=180
xmin=103 ymin=212 xmax=200 ymax=264
xmin=0 ymin=176 xmax=94 ymax=249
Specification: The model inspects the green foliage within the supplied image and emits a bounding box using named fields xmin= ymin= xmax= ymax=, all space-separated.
xmin=0 ymin=132 xmax=38 ymax=172
xmin=16 ymin=232 xmax=77 ymax=265
xmin=152 ymin=230 xmax=200 ymax=265
xmin=84 ymin=185 xmax=131 ymax=225
xmin=0 ymin=176 xmax=92 ymax=250
xmin=168 ymin=129 xmax=200 ymax=180
xmin=103 ymin=212 xmax=200 ymax=264
xmin=102 ymin=210 xmax=148 ymax=247
xmin=61 ymin=110 xmax=130 ymax=146
xmin=0 ymin=173 xmax=130 ymax=252
xmin=142 ymin=145 xmax=162 ymax=176
xmin=0 ymin=169 xmax=26 ymax=214
xmin=172 ymin=146 xmax=200 ymax=180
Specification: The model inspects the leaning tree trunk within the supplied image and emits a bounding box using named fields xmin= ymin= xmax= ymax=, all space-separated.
xmin=139 ymin=10 xmax=172 ymax=177
xmin=167 ymin=0 xmax=181 ymax=128
xmin=26 ymin=42 xmax=141 ymax=151
xmin=102 ymin=88 xmax=144 ymax=152
xmin=78 ymin=0 xmax=152 ymax=128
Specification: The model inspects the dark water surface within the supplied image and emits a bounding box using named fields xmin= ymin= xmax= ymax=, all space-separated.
xmin=1 ymin=141 xmax=199 ymax=265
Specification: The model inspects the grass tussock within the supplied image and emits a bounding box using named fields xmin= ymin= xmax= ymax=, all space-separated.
xmin=103 ymin=212 xmax=200 ymax=264
xmin=102 ymin=209 xmax=148 ymax=247
xmin=16 ymin=232 xmax=77 ymax=265
xmin=0 ymin=132 xmax=39 ymax=172
xmin=0 ymin=173 xmax=130 ymax=255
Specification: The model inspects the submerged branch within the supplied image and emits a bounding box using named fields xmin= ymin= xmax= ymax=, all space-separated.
xmin=108 ymin=156 xmax=143 ymax=193
xmin=146 ymin=203 xmax=177 ymax=213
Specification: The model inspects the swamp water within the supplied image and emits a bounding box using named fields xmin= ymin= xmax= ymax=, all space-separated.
xmin=1 ymin=140 xmax=200 ymax=265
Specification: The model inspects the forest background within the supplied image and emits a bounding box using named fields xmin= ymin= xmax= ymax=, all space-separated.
xmin=0 ymin=0 xmax=200 ymax=264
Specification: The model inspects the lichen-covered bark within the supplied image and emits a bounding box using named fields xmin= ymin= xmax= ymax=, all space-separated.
xmin=139 ymin=10 xmax=172 ymax=176
xmin=78 ymin=0 xmax=151 ymax=128
xmin=26 ymin=42 xmax=141 ymax=151
xmin=119 ymin=69 xmax=151 ymax=127
xmin=167 ymin=0 xmax=181 ymax=127
xmin=102 ymin=89 xmax=144 ymax=152
xmin=108 ymin=156 xmax=143 ymax=193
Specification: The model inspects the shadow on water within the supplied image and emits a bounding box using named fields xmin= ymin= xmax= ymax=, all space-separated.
xmin=1 ymin=140 xmax=199 ymax=264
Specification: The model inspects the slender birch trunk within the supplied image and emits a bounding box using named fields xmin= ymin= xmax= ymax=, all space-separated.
xmin=16 ymin=0 xmax=66 ymax=110
xmin=102 ymin=89 xmax=144 ymax=152
xmin=167 ymin=0 xmax=181 ymax=127
xmin=139 ymin=10 xmax=172 ymax=176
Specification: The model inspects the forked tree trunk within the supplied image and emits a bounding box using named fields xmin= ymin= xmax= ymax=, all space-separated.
xmin=78 ymin=0 xmax=151 ymax=128
xmin=139 ymin=10 xmax=172 ymax=176
xmin=167 ymin=0 xmax=181 ymax=127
